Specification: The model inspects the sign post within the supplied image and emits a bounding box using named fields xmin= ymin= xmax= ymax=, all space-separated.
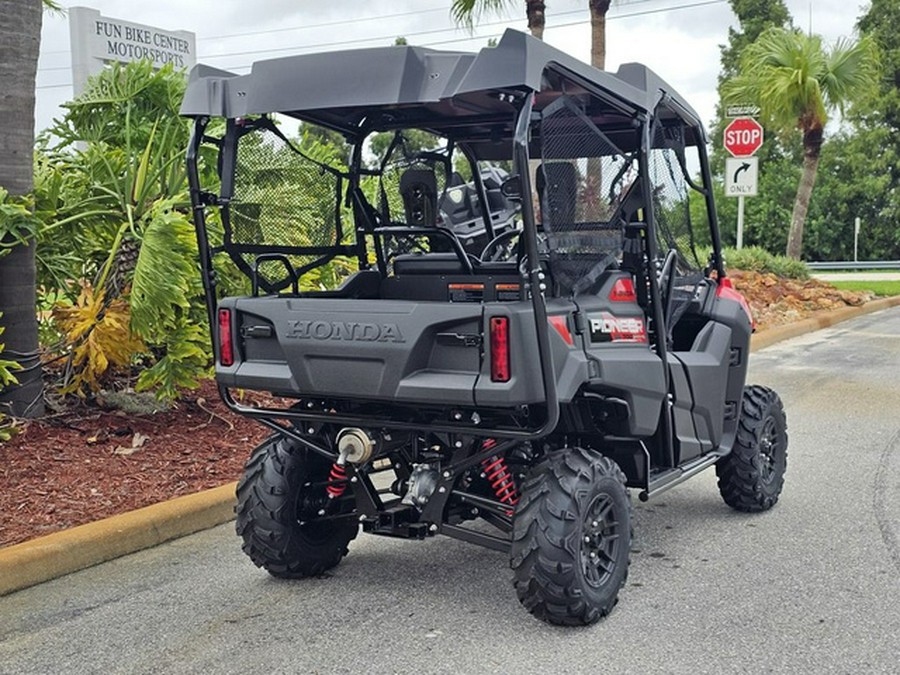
xmin=723 ymin=117 xmax=764 ymax=249
xmin=854 ymin=217 xmax=861 ymax=262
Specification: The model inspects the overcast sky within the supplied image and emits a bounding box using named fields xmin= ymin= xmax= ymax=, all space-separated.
xmin=36 ymin=0 xmax=867 ymax=135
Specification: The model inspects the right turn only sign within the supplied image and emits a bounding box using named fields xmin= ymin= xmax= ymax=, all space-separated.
xmin=725 ymin=156 xmax=759 ymax=197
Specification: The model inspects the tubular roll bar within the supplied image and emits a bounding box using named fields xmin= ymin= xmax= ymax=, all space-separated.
xmin=185 ymin=97 xmax=561 ymax=442
xmin=186 ymin=118 xmax=218 ymax=356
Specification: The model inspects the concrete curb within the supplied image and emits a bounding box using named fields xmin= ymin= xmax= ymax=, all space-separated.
xmin=2 ymin=295 xmax=899 ymax=597
xmin=750 ymin=295 xmax=900 ymax=352
xmin=0 ymin=482 xmax=237 ymax=597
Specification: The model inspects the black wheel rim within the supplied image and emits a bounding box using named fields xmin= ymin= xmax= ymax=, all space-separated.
xmin=759 ymin=416 xmax=781 ymax=484
xmin=580 ymin=493 xmax=621 ymax=587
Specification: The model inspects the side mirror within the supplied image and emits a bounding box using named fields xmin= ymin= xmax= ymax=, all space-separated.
xmin=500 ymin=175 xmax=523 ymax=201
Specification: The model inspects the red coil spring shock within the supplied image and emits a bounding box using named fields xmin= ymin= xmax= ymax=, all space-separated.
xmin=326 ymin=462 xmax=347 ymax=499
xmin=481 ymin=439 xmax=518 ymax=510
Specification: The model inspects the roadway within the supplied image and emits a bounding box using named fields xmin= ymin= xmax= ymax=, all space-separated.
xmin=1 ymin=307 xmax=899 ymax=674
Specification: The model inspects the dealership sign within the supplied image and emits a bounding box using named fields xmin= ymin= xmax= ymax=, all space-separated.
xmin=69 ymin=6 xmax=196 ymax=95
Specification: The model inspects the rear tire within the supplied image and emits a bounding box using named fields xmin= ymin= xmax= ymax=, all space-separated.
xmin=511 ymin=447 xmax=632 ymax=626
xmin=235 ymin=435 xmax=358 ymax=578
xmin=717 ymin=385 xmax=788 ymax=512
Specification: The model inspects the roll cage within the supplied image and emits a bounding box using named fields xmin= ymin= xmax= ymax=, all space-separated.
xmin=183 ymin=29 xmax=725 ymax=450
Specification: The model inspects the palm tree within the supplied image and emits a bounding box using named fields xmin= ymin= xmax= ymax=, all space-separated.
xmin=451 ymin=0 xmax=546 ymax=40
xmin=452 ymin=1 xmax=615 ymax=69
xmin=0 ymin=0 xmax=45 ymax=417
xmin=588 ymin=0 xmax=612 ymax=68
xmin=724 ymin=27 xmax=879 ymax=259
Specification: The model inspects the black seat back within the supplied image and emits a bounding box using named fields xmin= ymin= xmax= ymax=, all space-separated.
xmin=536 ymin=163 xmax=578 ymax=227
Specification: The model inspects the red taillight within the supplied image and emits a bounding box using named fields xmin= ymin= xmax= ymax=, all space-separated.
xmin=609 ymin=277 xmax=637 ymax=302
xmin=218 ymin=308 xmax=234 ymax=366
xmin=490 ymin=316 xmax=510 ymax=382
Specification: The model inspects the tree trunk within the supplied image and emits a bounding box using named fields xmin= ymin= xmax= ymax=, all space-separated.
xmin=589 ymin=0 xmax=612 ymax=69
xmin=0 ymin=0 xmax=45 ymax=418
xmin=785 ymin=127 xmax=823 ymax=260
xmin=526 ymin=0 xmax=546 ymax=40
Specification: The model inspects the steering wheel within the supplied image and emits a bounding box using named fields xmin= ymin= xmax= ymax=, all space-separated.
xmin=479 ymin=227 xmax=522 ymax=262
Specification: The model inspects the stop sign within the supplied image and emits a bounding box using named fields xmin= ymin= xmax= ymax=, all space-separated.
xmin=723 ymin=117 xmax=764 ymax=157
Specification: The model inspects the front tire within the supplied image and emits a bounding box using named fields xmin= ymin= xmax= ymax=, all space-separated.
xmin=235 ymin=435 xmax=358 ymax=578
xmin=717 ymin=385 xmax=788 ymax=512
xmin=511 ymin=447 xmax=632 ymax=626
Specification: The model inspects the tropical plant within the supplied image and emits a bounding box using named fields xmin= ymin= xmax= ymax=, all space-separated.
xmin=34 ymin=62 xmax=205 ymax=399
xmin=723 ymin=27 xmax=879 ymax=259
xmin=34 ymin=62 xmax=360 ymax=400
xmin=0 ymin=188 xmax=42 ymax=253
xmin=450 ymin=0 xmax=546 ymax=40
xmin=451 ymin=0 xmax=616 ymax=69
xmin=52 ymin=284 xmax=145 ymax=396
xmin=0 ymin=313 xmax=22 ymax=440
xmin=0 ymin=0 xmax=45 ymax=417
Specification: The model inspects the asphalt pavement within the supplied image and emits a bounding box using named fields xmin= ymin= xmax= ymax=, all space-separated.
xmin=1 ymin=307 xmax=899 ymax=674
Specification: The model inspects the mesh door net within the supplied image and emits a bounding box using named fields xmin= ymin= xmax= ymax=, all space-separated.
xmin=539 ymin=96 xmax=638 ymax=296
xmin=647 ymin=117 xmax=705 ymax=332
xmin=224 ymin=121 xmax=347 ymax=292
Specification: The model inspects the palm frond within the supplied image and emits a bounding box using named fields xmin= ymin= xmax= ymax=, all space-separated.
xmin=451 ymin=0 xmax=515 ymax=31
xmin=821 ymin=35 xmax=880 ymax=116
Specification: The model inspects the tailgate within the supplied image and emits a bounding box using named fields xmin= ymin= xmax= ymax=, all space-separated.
xmin=217 ymin=297 xmax=485 ymax=405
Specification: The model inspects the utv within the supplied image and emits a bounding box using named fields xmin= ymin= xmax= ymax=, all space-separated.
xmin=181 ymin=29 xmax=787 ymax=626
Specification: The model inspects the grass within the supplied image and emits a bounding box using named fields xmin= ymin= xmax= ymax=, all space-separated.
xmin=814 ymin=269 xmax=896 ymax=275
xmin=826 ymin=280 xmax=900 ymax=297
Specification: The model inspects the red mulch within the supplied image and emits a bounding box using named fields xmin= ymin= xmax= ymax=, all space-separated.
xmin=0 ymin=272 xmax=878 ymax=549
xmin=0 ymin=380 xmax=269 ymax=548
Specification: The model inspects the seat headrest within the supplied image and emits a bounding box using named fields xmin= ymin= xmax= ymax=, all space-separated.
xmin=399 ymin=168 xmax=438 ymax=226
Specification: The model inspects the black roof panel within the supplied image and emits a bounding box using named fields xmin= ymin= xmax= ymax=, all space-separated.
xmin=181 ymin=29 xmax=703 ymax=131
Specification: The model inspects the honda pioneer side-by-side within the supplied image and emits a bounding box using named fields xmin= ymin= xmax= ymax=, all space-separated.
xmin=181 ymin=30 xmax=788 ymax=626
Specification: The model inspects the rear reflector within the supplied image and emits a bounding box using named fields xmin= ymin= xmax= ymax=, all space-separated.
xmin=490 ymin=317 xmax=510 ymax=382
xmin=218 ymin=308 xmax=234 ymax=366
xmin=609 ymin=277 xmax=638 ymax=302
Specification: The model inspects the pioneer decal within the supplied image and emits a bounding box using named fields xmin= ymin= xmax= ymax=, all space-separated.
xmin=588 ymin=312 xmax=647 ymax=343
xmin=287 ymin=320 xmax=405 ymax=343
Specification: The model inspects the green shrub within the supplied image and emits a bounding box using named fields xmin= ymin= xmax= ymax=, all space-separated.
xmin=722 ymin=246 xmax=810 ymax=279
